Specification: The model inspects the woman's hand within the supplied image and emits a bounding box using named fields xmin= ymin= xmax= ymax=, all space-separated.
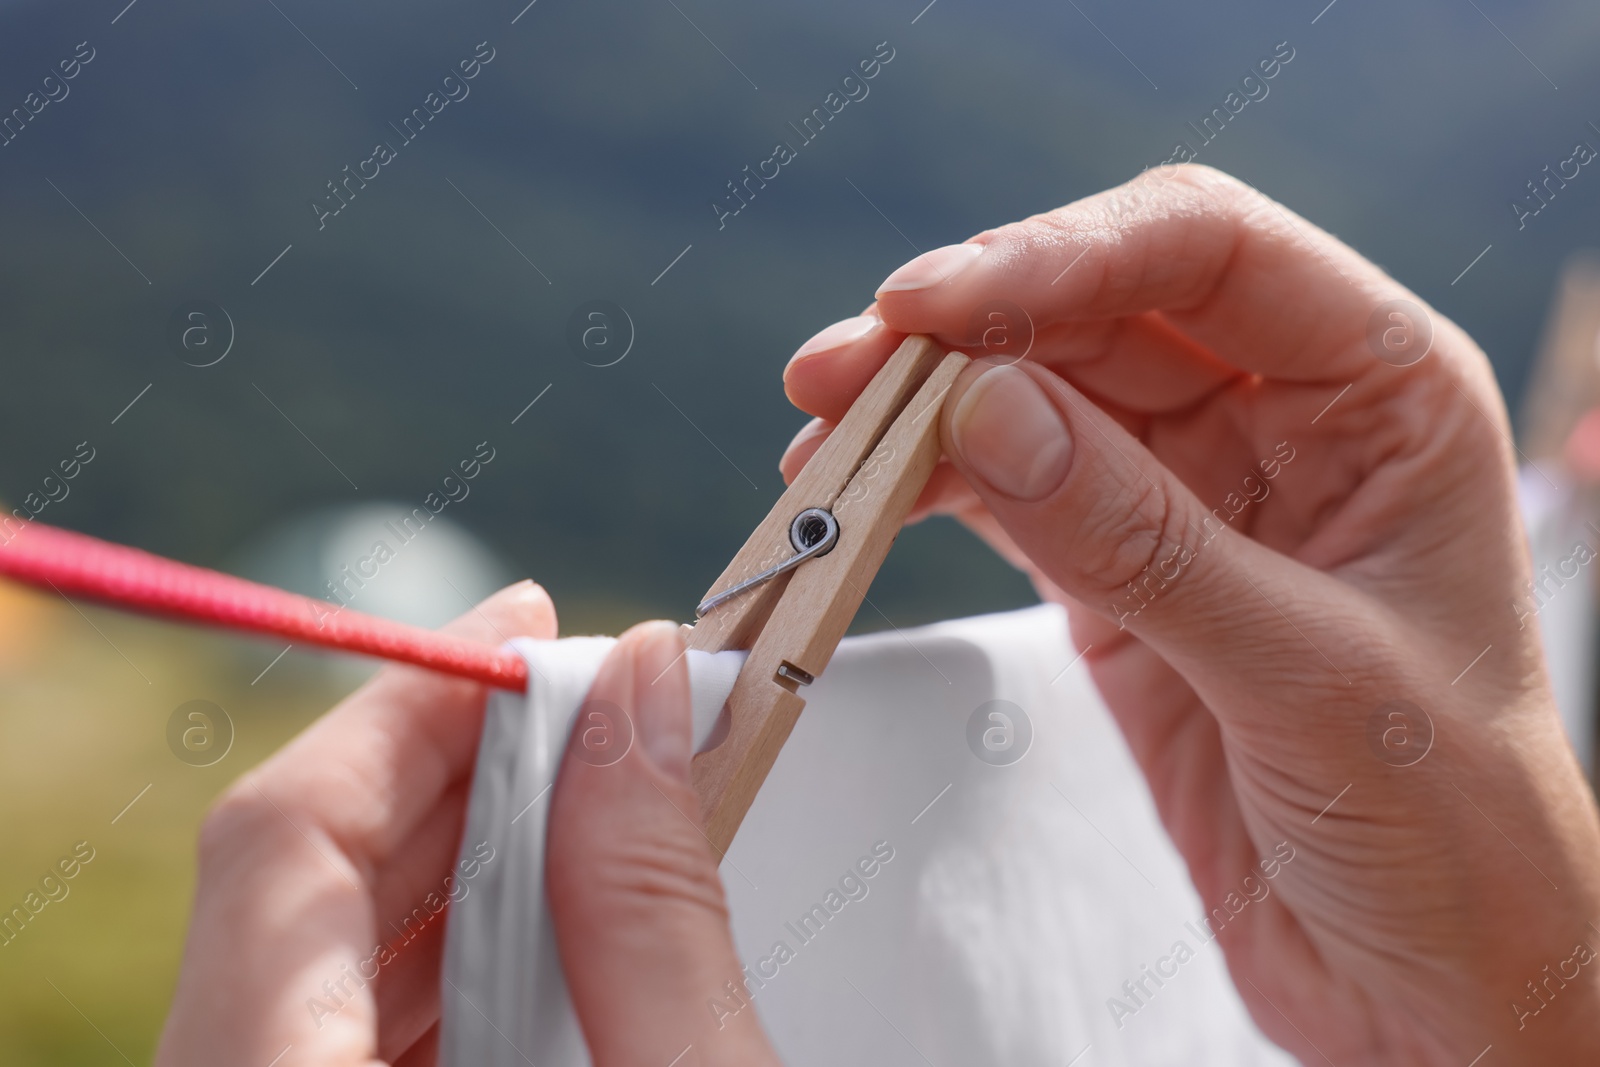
xmin=156 ymin=581 xmax=558 ymax=1067
xmin=782 ymin=164 xmax=1600 ymax=1065
xmin=155 ymin=590 xmax=781 ymax=1067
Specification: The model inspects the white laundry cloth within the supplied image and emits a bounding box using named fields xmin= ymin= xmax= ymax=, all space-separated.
xmin=1517 ymin=463 xmax=1598 ymax=771
xmin=439 ymin=637 xmax=746 ymax=1067
xmin=440 ymin=606 xmax=1294 ymax=1066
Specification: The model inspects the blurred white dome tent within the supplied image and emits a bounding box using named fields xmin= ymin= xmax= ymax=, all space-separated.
xmin=230 ymin=503 xmax=516 ymax=686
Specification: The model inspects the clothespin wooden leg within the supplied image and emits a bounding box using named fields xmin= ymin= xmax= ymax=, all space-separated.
xmin=688 ymin=339 xmax=970 ymax=853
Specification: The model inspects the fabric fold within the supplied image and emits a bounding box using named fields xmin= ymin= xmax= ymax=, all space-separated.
xmin=439 ymin=637 xmax=745 ymax=1067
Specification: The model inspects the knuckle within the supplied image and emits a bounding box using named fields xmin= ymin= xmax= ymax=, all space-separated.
xmin=196 ymin=775 xmax=366 ymax=888
xmin=992 ymin=165 xmax=1263 ymax=312
xmin=590 ymin=835 xmax=730 ymax=919
xmin=1137 ymin=163 xmax=1261 ymax=225
xmin=558 ymin=821 xmax=731 ymax=930
xmin=1024 ymin=163 xmax=1260 ymax=243
xmin=1161 ymin=162 xmax=1250 ymax=199
xmin=196 ymin=779 xmax=279 ymax=868
xmin=548 ymin=779 xmax=731 ymax=923
xmin=1123 ymin=165 xmax=1257 ymax=308
xmin=1073 ymin=477 xmax=1211 ymax=622
xmin=1104 ymin=163 xmax=1247 ymax=222
xmin=1076 ymin=477 xmax=1173 ymax=601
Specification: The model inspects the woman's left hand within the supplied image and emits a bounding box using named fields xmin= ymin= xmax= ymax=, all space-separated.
xmin=156 ymin=581 xmax=556 ymax=1067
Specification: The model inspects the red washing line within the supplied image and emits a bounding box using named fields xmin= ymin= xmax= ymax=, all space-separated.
xmin=0 ymin=520 xmax=529 ymax=690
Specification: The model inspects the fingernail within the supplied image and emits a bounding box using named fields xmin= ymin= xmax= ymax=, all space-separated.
xmin=949 ymin=365 xmax=1072 ymax=501
xmin=876 ymin=243 xmax=984 ymax=295
xmin=631 ymin=621 xmax=691 ymax=782
xmin=786 ymin=316 xmax=879 ymax=373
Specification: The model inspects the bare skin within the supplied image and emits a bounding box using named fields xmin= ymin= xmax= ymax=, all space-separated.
xmin=157 ymin=166 xmax=1600 ymax=1066
xmin=781 ymin=164 xmax=1600 ymax=1065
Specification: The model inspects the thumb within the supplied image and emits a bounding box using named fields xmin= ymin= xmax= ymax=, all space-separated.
xmin=546 ymin=621 xmax=783 ymax=1067
xmin=939 ymin=359 xmax=1356 ymax=692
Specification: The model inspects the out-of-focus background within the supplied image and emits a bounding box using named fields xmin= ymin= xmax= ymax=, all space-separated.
xmin=1 ymin=0 xmax=1598 ymax=1060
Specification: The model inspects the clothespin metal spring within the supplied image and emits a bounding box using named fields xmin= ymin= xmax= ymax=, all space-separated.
xmin=695 ymin=507 xmax=839 ymax=619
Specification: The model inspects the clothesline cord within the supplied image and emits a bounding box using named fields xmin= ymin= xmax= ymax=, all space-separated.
xmin=0 ymin=519 xmax=529 ymax=690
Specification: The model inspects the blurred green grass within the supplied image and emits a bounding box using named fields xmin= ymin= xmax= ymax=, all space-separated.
xmin=0 ymin=586 xmax=352 ymax=1066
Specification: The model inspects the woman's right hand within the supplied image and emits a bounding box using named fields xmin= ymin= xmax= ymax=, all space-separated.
xmin=781 ymin=165 xmax=1600 ymax=1065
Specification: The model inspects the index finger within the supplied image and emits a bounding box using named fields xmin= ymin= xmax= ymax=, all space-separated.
xmin=247 ymin=579 xmax=557 ymax=873
xmin=874 ymin=164 xmax=1414 ymax=384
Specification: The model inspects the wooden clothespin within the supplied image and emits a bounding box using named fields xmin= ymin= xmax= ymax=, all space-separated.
xmin=686 ymin=334 xmax=969 ymax=853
